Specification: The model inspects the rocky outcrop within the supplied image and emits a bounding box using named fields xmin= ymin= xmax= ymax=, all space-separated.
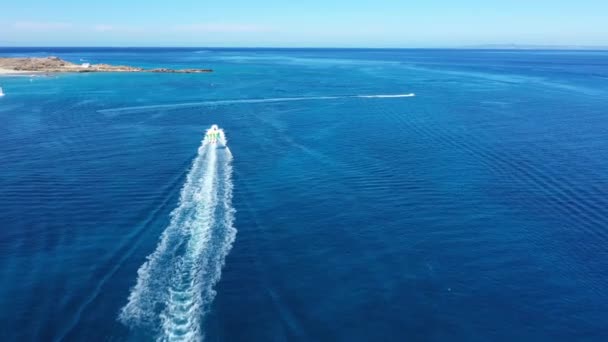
xmin=0 ymin=56 xmax=213 ymax=73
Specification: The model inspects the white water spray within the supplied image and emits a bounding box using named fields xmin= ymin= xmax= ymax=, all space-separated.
xmin=120 ymin=127 xmax=236 ymax=341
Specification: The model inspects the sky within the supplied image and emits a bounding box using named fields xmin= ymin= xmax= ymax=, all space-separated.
xmin=1 ymin=0 xmax=607 ymax=47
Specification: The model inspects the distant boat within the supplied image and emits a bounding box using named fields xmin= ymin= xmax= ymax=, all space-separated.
xmin=0 ymin=87 xmax=4 ymax=97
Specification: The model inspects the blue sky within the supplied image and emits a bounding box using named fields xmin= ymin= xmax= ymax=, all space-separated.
xmin=1 ymin=0 xmax=607 ymax=47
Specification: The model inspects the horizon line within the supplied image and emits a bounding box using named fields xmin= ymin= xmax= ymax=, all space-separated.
xmin=1 ymin=45 xmax=608 ymax=51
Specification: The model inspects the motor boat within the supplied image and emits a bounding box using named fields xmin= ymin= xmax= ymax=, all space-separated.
xmin=205 ymin=124 xmax=226 ymax=147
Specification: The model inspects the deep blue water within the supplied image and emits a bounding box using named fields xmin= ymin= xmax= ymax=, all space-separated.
xmin=1 ymin=48 xmax=608 ymax=341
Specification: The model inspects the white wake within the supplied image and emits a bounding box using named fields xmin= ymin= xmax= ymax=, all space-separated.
xmin=98 ymin=94 xmax=415 ymax=115
xmin=119 ymin=133 xmax=236 ymax=341
xmin=356 ymin=93 xmax=415 ymax=98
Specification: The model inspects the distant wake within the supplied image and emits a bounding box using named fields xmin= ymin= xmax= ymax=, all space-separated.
xmin=98 ymin=93 xmax=415 ymax=115
xmin=119 ymin=135 xmax=236 ymax=341
xmin=356 ymin=93 xmax=415 ymax=98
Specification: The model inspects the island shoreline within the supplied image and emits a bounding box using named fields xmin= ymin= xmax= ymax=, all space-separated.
xmin=0 ymin=56 xmax=213 ymax=74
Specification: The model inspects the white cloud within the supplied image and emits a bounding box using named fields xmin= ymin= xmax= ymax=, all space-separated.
xmin=173 ymin=23 xmax=272 ymax=33
xmin=13 ymin=21 xmax=73 ymax=31
xmin=10 ymin=20 xmax=271 ymax=36
xmin=94 ymin=24 xmax=115 ymax=32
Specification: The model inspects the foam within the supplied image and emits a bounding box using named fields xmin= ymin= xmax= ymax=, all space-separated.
xmin=119 ymin=134 xmax=236 ymax=341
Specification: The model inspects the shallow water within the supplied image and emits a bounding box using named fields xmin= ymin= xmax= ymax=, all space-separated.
xmin=1 ymin=48 xmax=608 ymax=341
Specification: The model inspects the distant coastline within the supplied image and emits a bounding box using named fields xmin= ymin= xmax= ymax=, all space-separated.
xmin=0 ymin=56 xmax=212 ymax=74
xmin=460 ymin=44 xmax=608 ymax=50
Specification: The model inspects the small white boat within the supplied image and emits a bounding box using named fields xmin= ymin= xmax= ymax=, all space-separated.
xmin=205 ymin=124 xmax=227 ymax=147
xmin=0 ymin=87 xmax=4 ymax=97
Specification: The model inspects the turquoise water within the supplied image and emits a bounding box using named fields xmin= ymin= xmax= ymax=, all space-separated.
xmin=1 ymin=48 xmax=608 ymax=341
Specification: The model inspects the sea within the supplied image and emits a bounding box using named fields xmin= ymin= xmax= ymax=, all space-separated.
xmin=1 ymin=47 xmax=607 ymax=341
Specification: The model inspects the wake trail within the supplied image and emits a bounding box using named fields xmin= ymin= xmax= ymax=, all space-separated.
xmin=356 ymin=93 xmax=415 ymax=98
xmin=119 ymin=135 xmax=236 ymax=342
xmin=98 ymin=93 xmax=415 ymax=115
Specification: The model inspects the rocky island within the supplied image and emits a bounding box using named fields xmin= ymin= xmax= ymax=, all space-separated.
xmin=0 ymin=56 xmax=213 ymax=74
